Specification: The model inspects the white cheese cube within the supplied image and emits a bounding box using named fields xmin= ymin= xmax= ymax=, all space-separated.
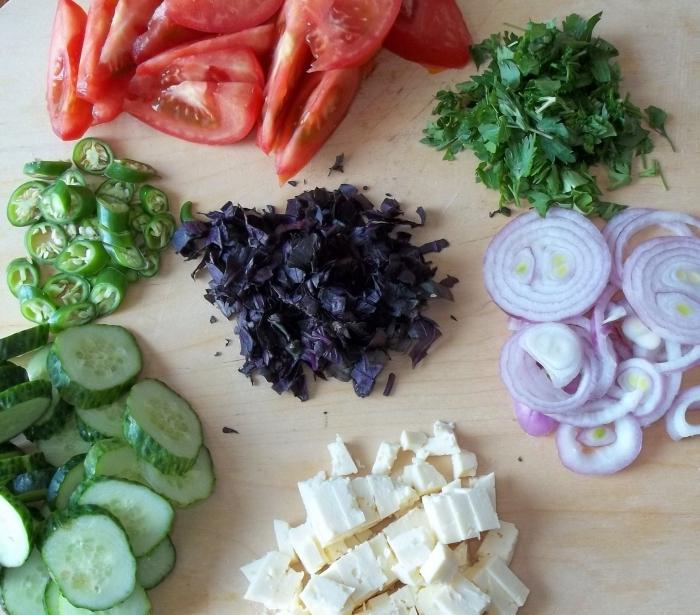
xmin=402 ymin=459 xmax=447 ymax=495
xmin=453 ymin=542 xmax=470 ymax=569
xmin=289 ymin=522 xmax=328 ymax=573
xmin=393 ymin=561 xmax=424 ymax=587
xmin=241 ymin=554 xmax=267 ymax=582
xmin=383 ymin=508 xmax=434 ymax=541
xmin=299 ymin=576 xmax=355 ymax=615
xmin=364 ymin=592 xmax=395 ymax=615
xmin=350 ymin=475 xmax=381 ymax=528
xmin=443 ymin=479 xmax=462 ymax=492
xmin=372 ymin=441 xmax=401 ymax=475
xmin=420 ymin=543 xmax=458 ymax=584
xmin=416 ymin=576 xmax=490 ymax=615
xmin=400 ymin=430 xmax=428 ymax=453
xmin=321 ymin=541 xmax=389 ymax=606
xmin=467 ymin=556 xmax=529 ymax=610
xmin=365 ymin=588 xmax=418 ymax=615
xmin=423 ymin=492 xmax=478 ymax=544
xmin=417 ymin=421 xmax=461 ymax=459
xmin=274 ymin=520 xmax=296 ymax=559
xmin=468 ymin=473 xmax=496 ymax=509
xmin=477 ymin=521 xmax=519 ymax=565
xmin=452 ymin=451 xmax=478 ymax=479
xmin=465 ymin=487 xmax=500 ymax=532
xmin=392 ymin=586 xmax=417 ymax=609
xmin=369 ymin=534 xmax=398 ymax=584
xmin=324 ymin=538 xmax=350 ymax=562
xmin=396 ymin=482 xmax=420 ymax=511
xmin=244 ymin=551 xmax=303 ymax=610
xmin=328 ymin=435 xmax=358 ymax=476
xmin=298 ymin=472 xmax=367 ymax=546
xmin=387 ymin=526 xmax=435 ymax=570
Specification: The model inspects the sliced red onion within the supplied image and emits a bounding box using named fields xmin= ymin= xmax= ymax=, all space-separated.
xmin=665 ymin=387 xmax=700 ymax=441
xmin=513 ymin=401 xmax=558 ymax=436
xmin=654 ymin=342 xmax=700 ymax=373
xmin=621 ymin=316 xmax=662 ymax=351
xmin=578 ymin=426 xmax=617 ymax=447
xmin=519 ymin=323 xmax=583 ymax=388
xmin=623 ymin=236 xmax=700 ymax=345
xmin=637 ymin=343 xmax=683 ymax=427
xmin=615 ymin=358 xmax=665 ymax=419
xmin=547 ymin=389 xmax=642 ymax=428
xmin=483 ymin=209 xmax=611 ymax=322
xmin=592 ymin=285 xmax=625 ymax=331
xmin=556 ymin=415 xmax=643 ymax=475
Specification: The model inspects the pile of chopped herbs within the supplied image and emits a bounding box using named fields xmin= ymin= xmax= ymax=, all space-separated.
xmin=422 ymin=13 xmax=674 ymax=219
xmin=173 ymin=185 xmax=456 ymax=401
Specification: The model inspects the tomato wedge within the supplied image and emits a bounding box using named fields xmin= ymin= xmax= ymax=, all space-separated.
xmin=384 ymin=0 xmax=472 ymax=68
xmin=164 ymin=0 xmax=284 ymax=34
xmin=132 ymin=2 xmax=209 ymax=65
xmin=257 ymin=4 xmax=311 ymax=155
xmin=76 ymin=0 xmax=118 ymax=101
xmin=302 ymin=0 xmax=402 ymax=72
xmin=91 ymin=86 xmax=126 ymax=125
xmin=135 ymin=24 xmax=276 ymax=76
xmin=275 ymin=67 xmax=363 ymax=182
xmin=125 ymin=81 xmax=263 ymax=144
xmin=47 ymin=0 xmax=93 ymax=140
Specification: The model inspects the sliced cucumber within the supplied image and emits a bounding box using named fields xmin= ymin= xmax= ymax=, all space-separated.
xmin=41 ymin=505 xmax=137 ymax=610
xmin=56 ymin=583 xmax=150 ymax=615
xmin=37 ymin=414 xmax=91 ymax=467
xmin=0 ymin=452 xmax=48 ymax=484
xmin=0 ymin=363 xmax=28 ymax=393
xmin=44 ymin=581 xmax=61 ymax=615
xmin=47 ymin=454 xmax=86 ymax=511
xmin=0 ymin=548 xmax=50 ymax=615
xmin=84 ymin=439 xmax=142 ymax=483
xmin=9 ymin=467 xmax=53 ymax=502
xmin=0 ymin=488 xmax=34 ymax=567
xmin=25 ymin=345 xmax=50 ymax=381
xmin=48 ymin=325 xmax=142 ymax=408
xmin=0 ymin=325 xmax=49 ymax=362
xmin=72 ymin=477 xmax=174 ymax=557
xmin=0 ymin=380 xmax=53 ymax=443
xmin=137 ymin=535 xmax=176 ymax=589
xmin=124 ymin=379 xmax=202 ymax=475
xmin=76 ymin=396 xmax=126 ymax=441
xmin=76 ymin=416 xmax=105 ymax=443
xmin=24 ymin=393 xmax=72 ymax=441
xmin=141 ymin=446 xmax=215 ymax=508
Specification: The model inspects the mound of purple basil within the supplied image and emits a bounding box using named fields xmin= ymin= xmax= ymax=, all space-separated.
xmin=173 ymin=184 xmax=457 ymax=401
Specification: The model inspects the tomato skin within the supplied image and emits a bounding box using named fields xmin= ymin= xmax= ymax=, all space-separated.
xmin=47 ymin=0 xmax=93 ymax=140
xmin=302 ymin=0 xmax=402 ymax=72
xmin=164 ymin=0 xmax=284 ymax=34
xmin=76 ymin=0 xmax=119 ymax=102
xmin=384 ymin=0 xmax=472 ymax=68
xmin=125 ymin=81 xmax=263 ymax=145
xmin=275 ymin=67 xmax=363 ymax=182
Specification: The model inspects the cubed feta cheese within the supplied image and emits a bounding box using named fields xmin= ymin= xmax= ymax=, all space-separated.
xmin=372 ymin=441 xmax=401 ymax=475
xmin=299 ymin=576 xmax=355 ymax=615
xmin=387 ymin=526 xmax=435 ymax=570
xmin=324 ymin=538 xmax=350 ymax=562
xmin=468 ymin=473 xmax=496 ymax=509
xmin=423 ymin=492 xmax=478 ymax=544
xmin=416 ymin=576 xmax=490 ymax=615
xmin=420 ymin=543 xmax=458 ymax=584
xmin=417 ymin=421 xmax=461 ymax=459
xmin=241 ymin=554 xmax=266 ymax=582
xmin=383 ymin=507 xmax=434 ymax=541
xmin=392 ymin=586 xmax=417 ymax=609
xmin=365 ymin=589 xmax=418 ymax=615
xmin=289 ymin=522 xmax=328 ymax=573
xmin=393 ymin=562 xmax=424 ymax=587
xmin=274 ymin=520 xmax=296 ymax=559
xmin=328 ymin=435 xmax=358 ymax=476
xmin=477 ymin=521 xmax=519 ymax=565
xmin=402 ymin=459 xmax=447 ymax=495
xmin=452 ymin=451 xmax=478 ymax=479
xmin=443 ymin=479 xmax=463 ymax=492
xmin=467 ymin=556 xmax=529 ymax=611
xmin=369 ymin=534 xmax=398 ymax=584
xmin=453 ymin=542 xmax=470 ymax=569
xmin=244 ymin=551 xmax=303 ymax=610
xmin=400 ymin=430 xmax=428 ymax=453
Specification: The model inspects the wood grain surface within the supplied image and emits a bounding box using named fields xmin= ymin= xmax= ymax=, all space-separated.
xmin=1 ymin=1 xmax=699 ymax=613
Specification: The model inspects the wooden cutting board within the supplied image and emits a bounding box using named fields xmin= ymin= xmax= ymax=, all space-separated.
xmin=1 ymin=1 xmax=699 ymax=613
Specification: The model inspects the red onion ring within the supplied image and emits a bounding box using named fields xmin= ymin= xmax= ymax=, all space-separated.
xmin=547 ymin=389 xmax=642 ymax=428
xmin=615 ymin=358 xmax=666 ymax=419
xmin=483 ymin=209 xmax=611 ymax=322
xmin=556 ymin=415 xmax=643 ymax=475
xmin=654 ymin=342 xmax=700 ymax=373
xmin=513 ymin=401 xmax=558 ymax=436
xmin=623 ymin=236 xmax=700 ymax=345
xmin=665 ymin=386 xmax=700 ymax=441
xmin=577 ymin=426 xmax=617 ymax=447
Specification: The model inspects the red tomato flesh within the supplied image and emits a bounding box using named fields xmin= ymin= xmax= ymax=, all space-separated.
xmin=303 ymin=0 xmax=402 ymax=72
xmin=384 ymin=0 xmax=472 ymax=68
xmin=76 ymin=0 xmax=118 ymax=102
xmin=125 ymin=80 xmax=263 ymax=144
xmin=91 ymin=79 xmax=128 ymax=124
xmin=164 ymin=0 xmax=284 ymax=34
xmin=47 ymin=0 xmax=93 ymax=140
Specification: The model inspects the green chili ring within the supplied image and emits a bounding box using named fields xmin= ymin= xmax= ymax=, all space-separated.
xmin=6 ymin=258 xmax=40 ymax=297
xmin=90 ymin=268 xmax=127 ymax=316
xmin=72 ymin=138 xmax=114 ymax=174
xmin=55 ymin=239 xmax=109 ymax=277
xmin=23 ymin=160 xmax=72 ymax=180
xmin=7 ymin=181 xmax=48 ymax=227
xmin=25 ymin=221 xmax=68 ymax=263
xmin=43 ymin=273 xmax=91 ymax=306
xmin=104 ymin=158 xmax=158 ymax=183
xmin=18 ymin=285 xmax=57 ymax=325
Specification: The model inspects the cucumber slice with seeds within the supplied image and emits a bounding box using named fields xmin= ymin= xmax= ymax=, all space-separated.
xmin=72 ymin=477 xmax=174 ymax=557
xmin=48 ymin=325 xmax=142 ymax=408
xmin=124 ymin=379 xmax=202 ymax=475
xmin=141 ymin=446 xmax=215 ymax=508
xmin=37 ymin=414 xmax=91 ymax=467
xmin=47 ymin=454 xmax=86 ymax=511
xmin=0 ymin=363 xmax=28 ymax=393
xmin=41 ymin=506 xmax=136 ymax=610
xmin=24 ymin=392 xmax=72 ymax=441
xmin=76 ymin=396 xmax=126 ymax=441
xmin=84 ymin=439 xmax=142 ymax=482
xmin=0 ymin=548 xmax=50 ymax=615
xmin=137 ymin=535 xmax=176 ymax=590
xmin=25 ymin=345 xmax=50 ymax=381
xmin=0 ymin=325 xmax=49 ymax=362
xmin=0 ymin=381 xmax=53 ymax=443
xmin=56 ymin=583 xmax=151 ymax=615
xmin=0 ymin=488 xmax=34 ymax=567
xmin=76 ymin=416 xmax=105 ymax=442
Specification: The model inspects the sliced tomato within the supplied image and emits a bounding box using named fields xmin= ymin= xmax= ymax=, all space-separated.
xmin=91 ymin=81 xmax=128 ymax=125
xmin=132 ymin=2 xmax=209 ymax=65
xmin=302 ymin=0 xmax=402 ymax=72
xmin=135 ymin=24 xmax=276 ymax=76
xmin=275 ymin=67 xmax=363 ymax=182
xmin=164 ymin=0 xmax=284 ymax=34
xmin=125 ymin=81 xmax=263 ymax=144
xmin=76 ymin=0 xmax=118 ymax=101
xmin=257 ymin=4 xmax=311 ymax=155
xmin=47 ymin=0 xmax=93 ymax=140
xmin=272 ymin=72 xmax=324 ymax=154
xmin=384 ymin=0 xmax=472 ymax=68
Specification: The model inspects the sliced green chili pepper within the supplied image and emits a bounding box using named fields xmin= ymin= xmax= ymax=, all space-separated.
xmin=129 ymin=206 xmax=151 ymax=234
xmin=7 ymin=181 xmax=47 ymax=227
xmin=90 ymin=267 xmax=127 ymax=316
xmin=55 ymin=239 xmax=109 ymax=276
xmin=97 ymin=195 xmax=131 ymax=232
xmin=105 ymin=244 xmax=147 ymax=271
xmin=139 ymin=185 xmax=169 ymax=215
xmin=76 ymin=217 xmax=100 ymax=241
xmin=112 ymin=264 xmax=139 ymax=283
xmin=59 ymin=168 xmax=87 ymax=186
xmin=48 ymin=302 xmax=96 ymax=332
xmin=96 ymin=178 xmax=135 ymax=202
xmin=179 ymin=201 xmax=195 ymax=223
xmin=25 ymin=221 xmax=68 ymax=263
xmin=144 ymin=212 xmax=176 ymax=251
xmin=43 ymin=273 xmax=91 ymax=306
xmin=104 ymin=158 xmax=158 ymax=183
xmin=23 ymin=160 xmax=72 ymax=180
xmin=72 ymin=138 xmax=114 ymax=174
xmin=6 ymin=258 xmax=40 ymax=297
xmin=138 ymin=250 xmax=161 ymax=279
xmin=18 ymin=285 xmax=57 ymax=324
xmin=98 ymin=225 xmax=136 ymax=249
xmin=39 ymin=182 xmax=97 ymax=225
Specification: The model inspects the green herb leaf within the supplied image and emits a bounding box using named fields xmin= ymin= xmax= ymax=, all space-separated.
xmin=645 ymin=105 xmax=676 ymax=152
